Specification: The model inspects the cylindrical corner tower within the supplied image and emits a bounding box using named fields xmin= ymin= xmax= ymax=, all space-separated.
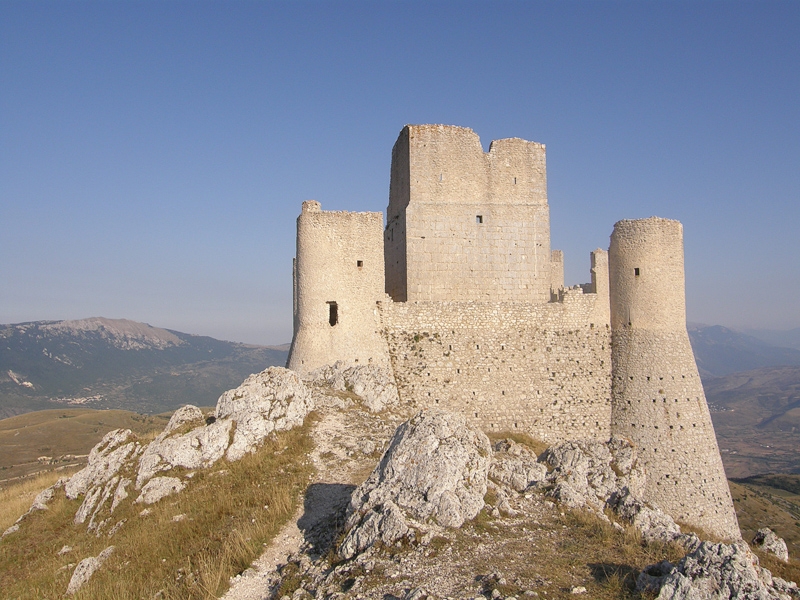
xmin=286 ymin=200 xmax=390 ymax=375
xmin=609 ymin=217 xmax=740 ymax=541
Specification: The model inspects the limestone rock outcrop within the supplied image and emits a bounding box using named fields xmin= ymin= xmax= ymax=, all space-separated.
xmin=135 ymin=406 xmax=232 ymax=487
xmin=339 ymin=409 xmax=491 ymax=558
xmin=65 ymin=429 xmax=140 ymax=500
xmin=217 ymin=367 xmax=314 ymax=461
xmin=308 ymin=361 xmax=399 ymax=412
xmin=637 ymin=541 xmax=799 ymax=600
xmin=753 ymin=528 xmax=790 ymax=563
xmin=135 ymin=476 xmax=187 ymax=505
xmin=488 ymin=439 xmax=548 ymax=492
xmin=4 ymin=366 xmax=318 ymax=541
xmin=65 ymin=546 xmax=115 ymax=596
xmin=541 ymin=436 xmax=645 ymax=513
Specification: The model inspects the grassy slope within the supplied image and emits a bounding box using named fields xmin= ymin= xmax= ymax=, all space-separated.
xmin=0 ymin=409 xmax=173 ymax=485
xmin=0 ymin=423 xmax=314 ymax=600
xmin=730 ymin=474 xmax=800 ymax=554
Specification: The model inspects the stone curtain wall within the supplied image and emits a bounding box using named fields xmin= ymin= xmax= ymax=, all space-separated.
xmin=385 ymin=125 xmax=552 ymax=303
xmin=609 ymin=217 xmax=740 ymax=541
xmin=380 ymin=290 xmax=612 ymax=443
xmin=287 ymin=202 xmax=390 ymax=375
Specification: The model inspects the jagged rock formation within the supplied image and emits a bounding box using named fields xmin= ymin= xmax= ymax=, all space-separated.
xmin=4 ymin=362 xmax=795 ymax=599
xmin=488 ymin=439 xmax=547 ymax=493
xmin=307 ymin=361 xmax=400 ymax=412
xmin=540 ymin=436 xmax=646 ymax=514
xmin=339 ymin=409 xmax=491 ymax=559
xmin=638 ymin=541 xmax=799 ymax=600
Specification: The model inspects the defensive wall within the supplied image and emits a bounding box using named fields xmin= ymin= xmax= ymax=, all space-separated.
xmin=285 ymin=125 xmax=741 ymax=541
xmin=379 ymin=283 xmax=611 ymax=443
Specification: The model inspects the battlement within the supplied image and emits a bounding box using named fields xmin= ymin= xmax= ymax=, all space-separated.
xmin=386 ymin=125 xmax=551 ymax=303
xmin=388 ymin=125 xmax=547 ymax=221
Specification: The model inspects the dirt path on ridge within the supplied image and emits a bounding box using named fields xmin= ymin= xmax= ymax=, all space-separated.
xmin=220 ymin=396 xmax=408 ymax=600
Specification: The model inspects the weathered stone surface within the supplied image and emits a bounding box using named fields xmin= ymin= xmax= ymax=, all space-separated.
xmin=65 ymin=546 xmax=115 ymax=596
xmin=135 ymin=476 xmax=186 ymax=505
xmin=136 ymin=414 xmax=232 ymax=488
xmin=110 ymin=478 xmax=131 ymax=513
xmin=541 ymin=436 xmax=644 ymax=512
xmin=612 ymin=489 xmax=700 ymax=550
xmin=753 ymin=528 xmax=790 ymax=563
xmin=65 ymin=429 xmax=139 ymax=499
xmin=309 ymin=361 xmax=399 ymax=412
xmin=340 ymin=409 xmax=491 ymax=558
xmin=216 ymin=367 xmax=314 ymax=461
xmin=637 ymin=541 xmax=796 ymax=600
xmin=489 ymin=439 xmax=548 ymax=492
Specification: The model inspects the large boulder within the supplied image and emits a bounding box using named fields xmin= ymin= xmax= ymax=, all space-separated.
xmin=339 ymin=409 xmax=491 ymax=559
xmin=753 ymin=528 xmax=790 ymax=563
xmin=217 ymin=367 xmax=314 ymax=461
xmin=637 ymin=541 xmax=798 ymax=600
xmin=308 ymin=361 xmax=399 ymax=412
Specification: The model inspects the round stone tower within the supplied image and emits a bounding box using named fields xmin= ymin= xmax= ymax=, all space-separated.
xmin=609 ymin=217 xmax=740 ymax=541
xmin=286 ymin=200 xmax=390 ymax=375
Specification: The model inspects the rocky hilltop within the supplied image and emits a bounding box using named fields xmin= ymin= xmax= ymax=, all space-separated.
xmin=3 ymin=363 xmax=797 ymax=599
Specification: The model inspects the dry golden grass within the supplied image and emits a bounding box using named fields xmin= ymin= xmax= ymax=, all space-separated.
xmin=0 ymin=409 xmax=169 ymax=483
xmin=0 ymin=423 xmax=315 ymax=600
xmin=0 ymin=469 xmax=80 ymax=533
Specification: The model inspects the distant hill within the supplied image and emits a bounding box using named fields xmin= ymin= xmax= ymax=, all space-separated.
xmin=688 ymin=324 xmax=800 ymax=377
xmin=0 ymin=318 xmax=289 ymax=418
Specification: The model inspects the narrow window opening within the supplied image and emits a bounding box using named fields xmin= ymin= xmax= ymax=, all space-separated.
xmin=327 ymin=301 xmax=338 ymax=326
xmin=513 ymin=177 xmax=517 ymax=184
xmin=634 ymin=267 xmax=640 ymax=276
xmin=357 ymin=260 xmax=363 ymax=268
xmin=439 ymin=173 xmax=443 ymax=182
xmin=476 ymin=215 xmax=483 ymax=224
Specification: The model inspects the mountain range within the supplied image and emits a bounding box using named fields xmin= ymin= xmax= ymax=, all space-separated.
xmin=0 ymin=317 xmax=289 ymax=419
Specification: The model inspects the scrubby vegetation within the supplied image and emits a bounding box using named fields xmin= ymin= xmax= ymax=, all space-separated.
xmin=0 ymin=423 xmax=314 ymax=599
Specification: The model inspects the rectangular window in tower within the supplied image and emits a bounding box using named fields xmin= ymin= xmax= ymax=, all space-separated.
xmin=357 ymin=260 xmax=363 ymax=268
xmin=327 ymin=301 xmax=338 ymax=326
xmin=634 ymin=268 xmax=640 ymax=276
xmin=476 ymin=215 xmax=483 ymax=224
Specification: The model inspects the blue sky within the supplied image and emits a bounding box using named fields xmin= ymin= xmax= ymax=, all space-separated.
xmin=1 ymin=1 xmax=798 ymax=345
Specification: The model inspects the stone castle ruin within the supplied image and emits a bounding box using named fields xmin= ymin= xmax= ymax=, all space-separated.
xmin=286 ymin=124 xmax=740 ymax=541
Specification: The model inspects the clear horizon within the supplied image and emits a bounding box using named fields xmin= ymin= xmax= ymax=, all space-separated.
xmin=2 ymin=1 xmax=798 ymax=345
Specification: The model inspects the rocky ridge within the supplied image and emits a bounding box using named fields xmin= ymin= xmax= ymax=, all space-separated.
xmin=4 ymin=361 xmax=798 ymax=599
